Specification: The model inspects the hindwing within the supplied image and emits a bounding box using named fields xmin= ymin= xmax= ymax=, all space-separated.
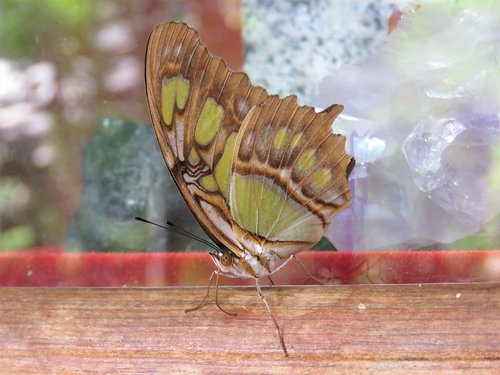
xmin=229 ymin=96 xmax=355 ymax=259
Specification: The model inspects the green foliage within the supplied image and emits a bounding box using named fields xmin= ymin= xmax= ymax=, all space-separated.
xmin=0 ymin=177 xmax=26 ymax=210
xmin=0 ymin=225 xmax=35 ymax=250
xmin=0 ymin=178 xmax=33 ymax=249
xmin=0 ymin=0 xmax=93 ymax=59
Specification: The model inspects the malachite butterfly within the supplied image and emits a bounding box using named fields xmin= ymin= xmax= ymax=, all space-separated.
xmin=145 ymin=22 xmax=354 ymax=356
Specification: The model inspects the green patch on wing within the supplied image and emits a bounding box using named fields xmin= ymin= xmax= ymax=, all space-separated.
xmin=230 ymin=173 xmax=323 ymax=242
xmin=195 ymin=97 xmax=224 ymax=145
xmin=161 ymin=75 xmax=190 ymax=126
xmin=214 ymin=133 xmax=237 ymax=196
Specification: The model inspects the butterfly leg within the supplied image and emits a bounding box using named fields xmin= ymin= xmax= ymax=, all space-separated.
xmin=214 ymin=270 xmax=237 ymax=316
xmin=184 ymin=270 xmax=216 ymax=313
xmin=255 ymin=279 xmax=289 ymax=357
xmin=267 ymin=275 xmax=276 ymax=285
xmin=185 ymin=270 xmax=237 ymax=316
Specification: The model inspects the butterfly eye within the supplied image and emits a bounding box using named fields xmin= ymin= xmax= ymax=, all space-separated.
xmin=220 ymin=253 xmax=232 ymax=267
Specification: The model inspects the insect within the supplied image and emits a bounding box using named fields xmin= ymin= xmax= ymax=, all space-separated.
xmin=144 ymin=22 xmax=354 ymax=356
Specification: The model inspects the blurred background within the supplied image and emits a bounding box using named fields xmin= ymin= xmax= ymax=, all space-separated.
xmin=0 ymin=0 xmax=243 ymax=251
xmin=1 ymin=0 xmax=498 ymax=254
xmin=0 ymin=0 xmax=498 ymax=288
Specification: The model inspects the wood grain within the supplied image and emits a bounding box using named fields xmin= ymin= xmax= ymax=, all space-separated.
xmin=0 ymin=284 xmax=498 ymax=374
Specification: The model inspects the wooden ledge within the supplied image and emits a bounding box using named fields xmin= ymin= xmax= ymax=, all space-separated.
xmin=0 ymin=284 xmax=499 ymax=373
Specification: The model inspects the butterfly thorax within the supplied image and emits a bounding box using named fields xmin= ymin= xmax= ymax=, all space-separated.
xmin=210 ymin=233 xmax=284 ymax=279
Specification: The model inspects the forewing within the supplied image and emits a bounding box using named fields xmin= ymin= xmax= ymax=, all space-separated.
xmin=145 ymin=22 xmax=269 ymax=253
xmin=229 ymin=95 xmax=354 ymax=258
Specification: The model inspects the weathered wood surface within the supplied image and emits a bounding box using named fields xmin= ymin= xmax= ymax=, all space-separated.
xmin=0 ymin=284 xmax=498 ymax=374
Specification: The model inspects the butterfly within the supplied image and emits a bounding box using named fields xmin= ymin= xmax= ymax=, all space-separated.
xmin=144 ymin=22 xmax=354 ymax=356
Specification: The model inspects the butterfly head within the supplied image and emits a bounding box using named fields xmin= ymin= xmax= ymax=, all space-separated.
xmin=210 ymin=248 xmax=266 ymax=279
xmin=209 ymin=249 xmax=245 ymax=278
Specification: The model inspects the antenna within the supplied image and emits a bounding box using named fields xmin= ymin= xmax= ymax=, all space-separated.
xmin=134 ymin=217 xmax=220 ymax=252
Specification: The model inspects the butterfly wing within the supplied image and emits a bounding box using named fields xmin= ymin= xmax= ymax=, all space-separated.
xmin=229 ymin=95 xmax=355 ymax=258
xmin=145 ymin=22 xmax=269 ymax=253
